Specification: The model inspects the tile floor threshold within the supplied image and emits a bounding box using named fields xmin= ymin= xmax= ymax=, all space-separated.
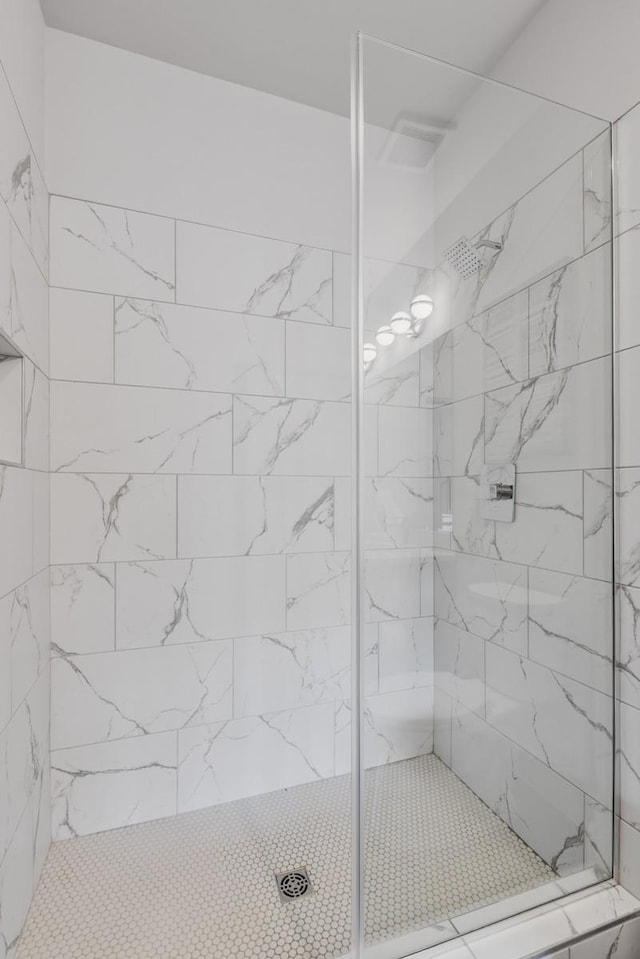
xmin=17 ymin=754 xmax=587 ymax=959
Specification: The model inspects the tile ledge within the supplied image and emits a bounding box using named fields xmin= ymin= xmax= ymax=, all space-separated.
xmin=343 ymin=881 xmax=640 ymax=959
xmin=432 ymin=881 xmax=639 ymax=959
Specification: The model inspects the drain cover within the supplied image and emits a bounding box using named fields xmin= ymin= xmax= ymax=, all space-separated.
xmin=275 ymin=869 xmax=312 ymax=901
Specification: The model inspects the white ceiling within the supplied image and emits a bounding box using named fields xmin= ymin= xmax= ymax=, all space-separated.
xmin=38 ymin=0 xmax=546 ymax=119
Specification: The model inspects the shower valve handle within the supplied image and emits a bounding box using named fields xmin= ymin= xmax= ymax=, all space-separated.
xmin=488 ymin=483 xmax=513 ymax=502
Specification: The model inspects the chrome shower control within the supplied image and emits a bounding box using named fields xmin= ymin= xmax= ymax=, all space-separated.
xmin=488 ymin=483 xmax=513 ymax=501
xmin=480 ymin=465 xmax=516 ymax=523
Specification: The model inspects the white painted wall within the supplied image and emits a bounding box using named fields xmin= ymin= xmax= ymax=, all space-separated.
xmin=45 ymin=30 xmax=437 ymax=262
xmin=494 ymin=0 xmax=640 ymax=122
xmin=45 ymin=29 xmax=351 ymax=251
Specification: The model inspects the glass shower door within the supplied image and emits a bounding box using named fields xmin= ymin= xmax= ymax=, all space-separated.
xmin=352 ymin=33 xmax=614 ymax=958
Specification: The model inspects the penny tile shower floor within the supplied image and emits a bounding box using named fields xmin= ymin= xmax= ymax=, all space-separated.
xmin=17 ymin=755 xmax=554 ymax=959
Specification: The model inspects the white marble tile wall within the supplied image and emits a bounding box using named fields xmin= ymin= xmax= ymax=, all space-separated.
xmin=609 ymin=101 xmax=640 ymax=904
xmin=48 ymin=193 xmax=434 ymax=838
xmin=0 ymin=2 xmax=50 ymax=955
xmin=432 ymin=135 xmax=615 ymax=880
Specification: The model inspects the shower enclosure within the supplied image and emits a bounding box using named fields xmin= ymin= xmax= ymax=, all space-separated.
xmin=16 ymin=29 xmax=615 ymax=959
xmin=350 ymin=32 xmax=614 ymax=959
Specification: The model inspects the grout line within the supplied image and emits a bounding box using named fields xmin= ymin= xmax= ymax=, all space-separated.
xmin=111 ymin=295 xmax=116 ymax=384
xmin=47 ymin=373 xmax=427 ymax=413
xmin=51 ymin=191 xmax=431 ymax=269
xmin=173 ymin=218 xmax=177 ymax=304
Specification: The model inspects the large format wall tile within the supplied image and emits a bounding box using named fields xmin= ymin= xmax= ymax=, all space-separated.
xmin=115 ymin=298 xmax=285 ymax=396
xmin=528 ymin=244 xmax=611 ymax=376
xmin=10 ymin=218 xmax=48 ymax=372
xmin=434 ymin=551 xmax=528 ymax=654
xmin=378 ymin=617 xmax=433 ymax=693
xmin=619 ymin=585 xmax=640 ymax=710
xmin=451 ymin=471 xmax=583 ymax=574
xmin=617 ymin=346 xmax=640 ymax=468
xmin=31 ymin=469 xmax=49 ymax=577
xmin=0 ymin=16 xmax=50 ymax=948
xmin=484 ymin=357 xmax=611 ymax=473
xmin=450 ymin=700 xmax=586 ymax=873
xmin=377 ymin=406 xmax=432 ymax=478
xmin=434 ymin=395 xmax=484 ymax=478
xmin=0 ymin=804 xmax=33 ymax=958
xmin=364 ymin=478 xmax=433 ymax=550
xmin=23 ymin=361 xmax=49 ymax=471
xmin=176 ymin=221 xmax=332 ymax=322
xmin=2 ymin=569 xmax=49 ymax=715
xmin=50 ymin=564 xmax=115 ymax=656
xmin=0 ymin=672 xmax=48 ymax=866
xmin=50 ymin=288 xmax=114 ymax=383
xmin=616 ymin=226 xmax=640 ymax=352
xmin=365 ymin=348 xmax=420 ymax=408
xmin=459 ymin=153 xmax=583 ymax=322
xmin=232 ymin=625 xmax=378 ymax=717
xmin=496 ymin=471 xmax=584 ymax=574
xmin=363 ymin=258 xmax=433 ymax=335
xmin=430 ymin=130 xmax=615 ymax=896
xmin=115 ymin=557 xmax=285 ymax=647
xmin=286 ymin=552 xmax=350 ymax=630
xmin=233 ymin=394 xmax=350 ymax=475
xmin=285 ymin=321 xmax=350 ymax=401
xmin=434 ymin=290 xmax=529 ymax=404
xmin=583 ymin=469 xmax=612 ymax=581
xmin=332 ymin=251 xmax=434 ymax=334
xmin=583 ymin=131 xmax=612 ymax=255
xmin=570 ymin=915 xmax=640 ymax=959
xmin=619 ymin=701 xmax=640 ymax=832
xmin=51 ymin=640 xmax=233 ymax=750
xmin=528 ymin=569 xmax=612 ymax=694
xmin=617 ymin=468 xmax=640 ymax=588
xmin=336 ymin=476 xmax=434 ymax=553
xmin=485 ymin=644 xmax=613 ymax=806
xmin=358 ymin=687 xmax=434 ymax=770
xmin=584 ymin=796 xmax=613 ymax=878
xmin=50 ymin=473 xmax=177 ymax=564
xmin=0 ymin=198 xmax=10 ymax=332
xmin=177 ymin=475 xmax=335 ymax=557
xmin=365 ymin=548 xmax=422 ymax=623
xmin=50 ymin=196 xmax=176 ymax=300
xmin=51 ymin=733 xmax=178 ymax=839
xmin=0 ymin=65 xmax=47 ymax=277
xmin=51 ymin=381 xmax=232 ymax=474
xmin=0 ymin=466 xmax=33 ymax=598
xmin=434 ymin=620 xmax=485 ymax=718
xmin=44 ymin=195 xmax=432 ymax=833
xmin=177 ymin=703 xmax=335 ymax=811
xmin=616 ymin=104 xmax=640 ymax=237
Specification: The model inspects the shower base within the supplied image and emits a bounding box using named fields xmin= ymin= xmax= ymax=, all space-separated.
xmin=17 ymin=754 xmax=554 ymax=959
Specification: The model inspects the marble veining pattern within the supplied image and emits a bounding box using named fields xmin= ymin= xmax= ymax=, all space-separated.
xmin=50 ymin=197 xmax=176 ymax=300
xmin=0 ymin=67 xmax=48 ymax=277
xmin=51 ymin=640 xmax=233 ymax=750
xmin=0 ymin=26 xmax=50 ymax=956
xmin=50 ymin=472 xmax=177 ymax=564
xmin=115 ymin=298 xmax=285 ymax=396
xmin=176 ymin=220 xmax=332 ymax=323
xmin=51 ymin=381 xmax=232 ymax=475
xmin=431 ymin=130 xmax=616 ymax=899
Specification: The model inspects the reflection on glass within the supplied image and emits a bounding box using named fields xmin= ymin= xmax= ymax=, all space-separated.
xmin=355 ymin=33 xmax=614 ymax=957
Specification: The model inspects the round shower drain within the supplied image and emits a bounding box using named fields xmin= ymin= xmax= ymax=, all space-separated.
xmin=276 ymin=870 xmax=312 ymax=900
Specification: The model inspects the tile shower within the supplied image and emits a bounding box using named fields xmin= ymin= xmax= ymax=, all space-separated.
xmin=3 ymin=6 xmax=640 ymax=959
xmin=45 ymin=192 xmax=433 ymax=835
xmin=431 ymin=133 xmax=614 ymax=878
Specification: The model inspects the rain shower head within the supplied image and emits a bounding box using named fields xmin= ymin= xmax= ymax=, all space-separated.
xmin=444 ymin=236 xmax=502 ymax=279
